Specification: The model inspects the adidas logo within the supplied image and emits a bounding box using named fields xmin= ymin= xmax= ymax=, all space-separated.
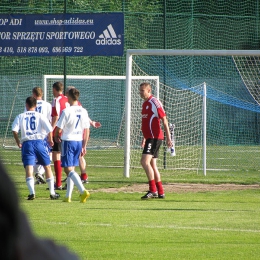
xmin=96 ymin=24 xmax=121 ymax=45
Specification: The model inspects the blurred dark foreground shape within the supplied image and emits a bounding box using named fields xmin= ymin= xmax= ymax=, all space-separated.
xmin=0 ymin=159 xmax=79 ymax=260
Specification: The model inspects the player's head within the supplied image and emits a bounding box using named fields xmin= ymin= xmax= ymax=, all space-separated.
xmin=32 ymin=87 xmax=43 ymax=99
xmin=65 ymin=86 xmax=75 ymax=97
xmin=25 ymin=96 xmax=37 ymax=110
xmin=67 ymin=87 xmax=80 ymax=102
xmin=139 ymin=82 xmax=152 ymax=100
xmin=52 ymin=81 xmax=64 ymax=97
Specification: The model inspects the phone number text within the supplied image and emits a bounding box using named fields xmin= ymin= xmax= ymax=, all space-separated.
xmin=0 ymin=46 xmax=84 ymax=54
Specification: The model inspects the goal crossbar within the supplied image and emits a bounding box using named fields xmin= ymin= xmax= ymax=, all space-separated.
xmin=127 ymin=49 xmax=260 ymax=56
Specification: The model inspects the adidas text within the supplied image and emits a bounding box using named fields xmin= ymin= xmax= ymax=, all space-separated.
xmin=96 ymin=38 xmax=121 ymax=45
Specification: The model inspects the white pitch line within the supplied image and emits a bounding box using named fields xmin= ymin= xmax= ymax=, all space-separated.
xmin=36 ymin=220 xmax=260 ymax=233
xmin=76 ymin=222 xmax=260 ymax=233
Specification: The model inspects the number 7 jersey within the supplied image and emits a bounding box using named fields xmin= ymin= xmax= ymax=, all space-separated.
xmin=56 ymin=105 xmax=90 ymax=141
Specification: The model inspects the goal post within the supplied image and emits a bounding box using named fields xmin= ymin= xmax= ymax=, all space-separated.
xmin=125 ymin=49 xmax=260 ymax=178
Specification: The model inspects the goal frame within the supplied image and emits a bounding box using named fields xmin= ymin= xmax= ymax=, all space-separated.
xmin=3 ymin=75 xmax=159 ymax=151
xmin=124 ymin=49 xmax=260 ymax=178
xmin=44 ymin=74 xmax=160 ymax=148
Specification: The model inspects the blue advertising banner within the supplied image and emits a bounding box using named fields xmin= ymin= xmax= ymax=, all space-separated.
xmin=0 ymin=13 xmax=124 ymax=56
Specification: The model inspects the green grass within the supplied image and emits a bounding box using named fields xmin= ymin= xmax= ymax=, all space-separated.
xmin=2 ymin=145 xmax=260 ymax=170
xmin=4 ymin=164 xmax=260 ymax=260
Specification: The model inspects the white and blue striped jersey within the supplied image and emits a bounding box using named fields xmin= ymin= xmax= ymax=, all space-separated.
xmin=12 ymin=111 xmax=53 ymax=143
xmin=56 ymin=105 xmax=90 ymax=141
xmin=35 ymin=100 xmax=52 ymax=122
xmin=24 ymin=100 xmax=52 ymax=122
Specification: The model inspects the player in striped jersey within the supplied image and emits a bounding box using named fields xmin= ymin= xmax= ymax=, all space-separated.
xmin=51 ymin=82 xmax=69 ymax=190
xmin=139 ymin=82 xmax=172 ymax=199
xmin=12 ymin=96 xmax=60 ymax=200
xmin=54 ymin=87 xmax=90 ymax=203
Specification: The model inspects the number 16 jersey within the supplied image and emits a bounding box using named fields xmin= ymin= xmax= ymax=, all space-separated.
xmin=12 ymin=111 xmax=53 ymax=143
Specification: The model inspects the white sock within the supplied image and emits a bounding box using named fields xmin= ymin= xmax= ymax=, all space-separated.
xmin=46 ymin=177 xmax=55 ymax=195
xmin=68 ymin=171 xmax=85 ymax=193
xmin=26 ymin=177 xmax=35 ymax=195
xmin=34 ymin=164 xmax=45 ymax=175
xmin=65 ymin=177 xmax=74 ymax=198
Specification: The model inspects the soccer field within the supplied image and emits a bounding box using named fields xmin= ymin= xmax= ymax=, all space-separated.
xmin=1 ymin=2 xmax=260 ymax=258
xmin=6 ymin=164 xmax=260 ymax=260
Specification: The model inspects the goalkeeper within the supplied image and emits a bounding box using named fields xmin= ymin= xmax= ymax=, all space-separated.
xmin=139 ymin=82 xmax=172 ymax=199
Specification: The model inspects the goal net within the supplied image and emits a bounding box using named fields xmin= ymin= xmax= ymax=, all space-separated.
xmin=124 ymin=50 xmax=260 ymax=177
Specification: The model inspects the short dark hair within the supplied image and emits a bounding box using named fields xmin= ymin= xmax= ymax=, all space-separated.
xmin=65 ymin=86 xmax=75 ymax=95
xmin=32 ymin=87 xmax=43 ymax=97
xmin=26 ymin=96 xmax=37 ymax=108
xmin=52 ymin=81 xmax=64 ymax=92
xmin=140 ymin=82 xmax=151 ymax=89
xmin=68 ymin=88 xmax=80 ymax=101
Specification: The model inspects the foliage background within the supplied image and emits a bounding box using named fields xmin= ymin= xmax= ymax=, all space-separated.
xmin=0 ymin=0 xmax=260 ymax=76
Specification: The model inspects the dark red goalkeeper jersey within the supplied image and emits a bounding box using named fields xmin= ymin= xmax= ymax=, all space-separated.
xmin=51 ymin=94 xmax=68 ymax=134
xmin=141 ymin=95 xmax=166 ymax=140
xmin=51 ymin=94 xmax=68 ymax=118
